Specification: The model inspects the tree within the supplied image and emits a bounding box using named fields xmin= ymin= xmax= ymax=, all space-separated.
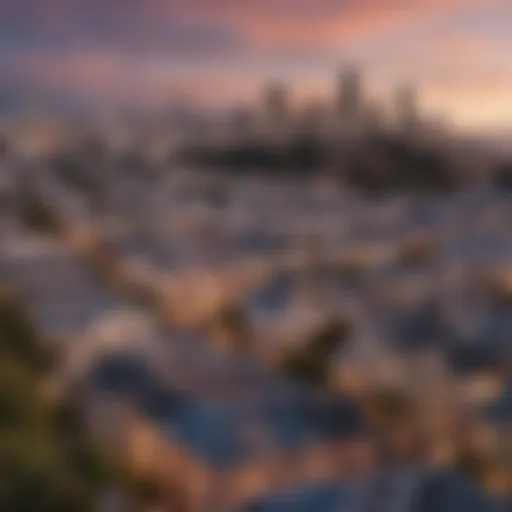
xmin=279 ymin=316 xmax=352 ymax=387
xmin=0 ymin=291 xmax=110 ymax=511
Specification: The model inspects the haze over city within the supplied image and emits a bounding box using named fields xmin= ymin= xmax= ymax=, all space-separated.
xmin=1 ymin=0 xmax=512 ymax=133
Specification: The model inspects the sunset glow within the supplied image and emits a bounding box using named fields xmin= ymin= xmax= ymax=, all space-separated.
xmin=1 ymin=0 xmax=511 ymax=131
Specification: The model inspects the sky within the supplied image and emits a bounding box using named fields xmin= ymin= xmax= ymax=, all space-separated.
xmin=0 ymin=0 xmax=511 ymax=132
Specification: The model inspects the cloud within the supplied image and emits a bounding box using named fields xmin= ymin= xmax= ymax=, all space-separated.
xmin=0 ymin=0 xmax=479 ymax=56
xmin=1 ymin=0 xmax=510 ymax=131
xmin=0 ymin=49 xmax=267 ymax=110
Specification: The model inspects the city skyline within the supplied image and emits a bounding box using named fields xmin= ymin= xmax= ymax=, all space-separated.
xmin=0 ymin=0 xmax=511 ymax=133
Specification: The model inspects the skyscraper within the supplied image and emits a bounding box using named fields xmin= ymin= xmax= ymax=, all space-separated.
xmin=226 ymin=105 xmax=255 ymax=142
xmin=394 ymin=84 xmax=419 ymax=134
xmin=298 ymin=101 xmax=328 ymax=139
xmin=338 ymin=66 xmax=363 ymax=124
xmin=262 ymin=82 xmax=291 ymax=139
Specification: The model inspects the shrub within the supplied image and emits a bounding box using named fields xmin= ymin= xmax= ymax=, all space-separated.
xmin=17 ymin=189 xmax=63 ymax=235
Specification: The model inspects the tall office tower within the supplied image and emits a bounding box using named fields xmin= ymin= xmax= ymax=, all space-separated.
xmin=338 ymin=66 xmax=363 ymax=125
xmin=298 ymin=101 xmax=328 ymax=139
xmin=363 ymin=99 xmax=387 ymax=136
xmin=394 ymin=84 xmax=419 ymax=134
xmin=227 ymin=105 xmax=255 ymax=142
xmin=262 ymin=81 xmax=291 ymax=139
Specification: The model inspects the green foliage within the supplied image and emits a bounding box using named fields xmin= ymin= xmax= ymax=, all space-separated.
xmin=118 ymin=470 xmax=163 ymax=509
xmin=0 ymin=133 xmax=7 ymax=160
xmin=212 ymin=303 xmax=253 ymax=353
xmin=0 ymin=292 xmax=109 ymax=511
xmin=0 ymin=293 xmax=49 ymax=372
xmin=306 ymin=317 xmax=352 ymax=358
xmin=17 ymin=188 xmax=63 ymax=235
xmin=280 ymin=349 xmax=330 ymax=387
xmin=364 ymin=388 xmax=414 ymax=425
xmin=178 ymin=133 xmax=458 ymax=192
xmin=279 ymin=318 xmax=351 ymax=387
xmin=455 ymin=451 xmax=489 ymax=482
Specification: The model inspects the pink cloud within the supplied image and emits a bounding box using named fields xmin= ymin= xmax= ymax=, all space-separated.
xmin=159 ymin=0 xmax=478 ymax=50
xmin=3 ymin=0 xmax=509 ymax=131
xmin=1 ymin=0 xmax=480 ymax=53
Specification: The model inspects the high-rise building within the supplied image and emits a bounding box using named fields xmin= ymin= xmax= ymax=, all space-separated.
xmin=227 ymin=105 xmax=255 ymax=142
xmin=262 ymin=82 xmax=291 ymax=138
xmin=297 ymin=101 xmax=328 ymax=139
xmin=338 ymin=66 xmax=363 ymax=124
xmin=362 ymin=99 xmax=387 ymax=135
xmin=394 ymin=84 xmax=419 ymax=134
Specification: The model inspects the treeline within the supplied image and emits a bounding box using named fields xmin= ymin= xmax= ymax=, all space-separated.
xmin=0 ymin=289 xmax=109 ymax=511
xmin=177 ymin=133 xmax=512 ymax=194
xmin=179 ymin=137 xmax=330 ymax=175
